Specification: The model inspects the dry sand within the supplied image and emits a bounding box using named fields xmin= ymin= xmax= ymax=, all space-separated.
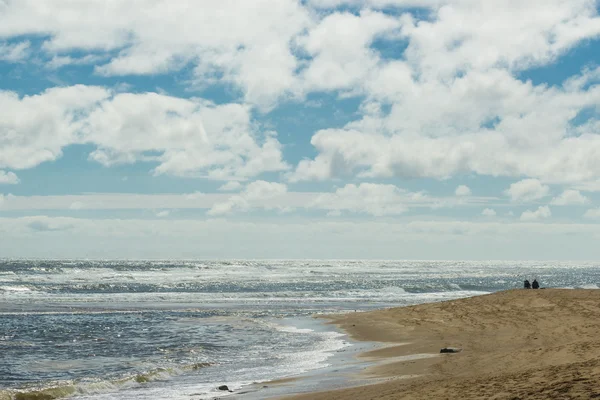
xmin=284 ymin=289 xmax=600 ymax=400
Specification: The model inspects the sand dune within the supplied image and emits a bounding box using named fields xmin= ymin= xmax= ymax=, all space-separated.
xmin=285 ymin=289 xmax=600 ymax=399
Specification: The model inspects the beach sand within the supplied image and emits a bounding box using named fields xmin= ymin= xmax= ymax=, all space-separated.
xmin=284 ymin=289 xmax=600 ymax=399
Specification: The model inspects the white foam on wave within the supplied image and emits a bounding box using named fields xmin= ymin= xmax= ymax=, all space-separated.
xmin=0 ymin=285 xmax=32 ymax=292
xmin=578 ymin=284 xmax=600 ymax=289
xmin=360 ymin=286 xmax=407 ymax=297
xmin=267 ymin=320 xmax=351 ymax=378
xmin=281 ymin=330 xmax=349 ymax=373
xmin=74 ymin=325 xmax=350 ymax=400
xmin=274 ymin=325 xmax=316 ymax=334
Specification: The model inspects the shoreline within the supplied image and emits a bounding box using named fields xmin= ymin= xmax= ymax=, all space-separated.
xmin=238 ymin=315 xmax=388 ymax=400
xmin=278 ymin=289 xmax=600 ymax=400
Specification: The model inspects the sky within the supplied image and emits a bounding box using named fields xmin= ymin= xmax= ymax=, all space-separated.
xmin=1 ymin=0 xmax=600 ymax=260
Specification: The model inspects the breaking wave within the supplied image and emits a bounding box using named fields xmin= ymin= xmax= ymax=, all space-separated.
xmin=0 ymin=362 xmax=212 ymax=400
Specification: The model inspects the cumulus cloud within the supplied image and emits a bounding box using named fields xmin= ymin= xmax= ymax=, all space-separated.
xmin=86 ymin=93 xmax=288 ymax=179
xmin=298 ymin=10 xmax=400 ymax=94
xmin=0 ymin=0 xmax=599 ymax=220
xmin=155 ymin=210 xmax=170 ymax=218
xmin=208 ymin=181 xmax=288 ymax=215
xmin=2 ymin=0 xmax=598 ymax=108
xmin=0 ymin=86 xmax=110 ymax=170
xmin=292 ymin=67 xmax=600 ymax=183
xmin=218 ymin=181 xmax=243 ymax=192
xmin=0 ymin=87 xmax=288 ymax=179
xmin=482 ymin=208 xmax=496 ymax=217
xmin=520 ymin=206 xmax=552 ymax=221
xmin=402 ymin=1 xmax=600 ymax=79
xmin=0 ymin=170 xmax=19 ymax=184
xmin=287 ymin=2 xmax=600 ymax=185
xmin=455 ymin=185 xmax=471 ymax=196
xmin=505 ymin=179 xmax=550 ymax=203
xmin=550 ymin=189 xmax=590 ymax=205
xmin=0 ymin=0 xmax=312 ymax=109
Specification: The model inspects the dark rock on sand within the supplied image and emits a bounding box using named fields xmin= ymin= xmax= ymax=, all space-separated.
xmin=218 ymin=385 xmax=231 ymax=391
xmin=440 ymin=347 xmax=462 ymax=353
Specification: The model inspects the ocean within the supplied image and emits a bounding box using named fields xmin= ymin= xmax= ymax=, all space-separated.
xmin=1 ymin=259 xmax=599 ymax=399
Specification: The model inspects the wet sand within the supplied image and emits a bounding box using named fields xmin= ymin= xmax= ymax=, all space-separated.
xmin=284 ymin=289 xmax=600 ymax=399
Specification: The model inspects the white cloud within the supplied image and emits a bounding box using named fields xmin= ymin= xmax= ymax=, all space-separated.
xmin=0 ymin=0 xmax=311 ymax=109
xmin=520 ymin=206 xmax=551 ymax=221
xmin=481 ymin=208 xmax=496 ymax=217
xmin=0 ymin=87 xmax=288 ymax=179
xmin=46 ymin=54 xmax=107 ymax=70
xmin=244 ymin=181 xmax=288 ymax=201
xmin=156 ymin=210 xmax=170 ymax=218
xmin=2 ymin=0 xmax=597 ymax=110
xmin=86 ymin=92 xmax=288 ymax=179
xmin=218 ymin=181 xmax=243 ymax=192
xmin=0 ymin=86 xmax=110 ymax=170
xmin=308 ymin=0 xmax=445 ymax=7
xmin=0 ymin=170 xmax=19 ymax=184
xmin=0 ymin=188 xmax=493 ymax=217
xmin=287 ymin=2 xmax=600 ymax=186
xmin=185 ymin=192 xmax=205 ymax=200
xmin=208 ymin=181 xmax=289 ymax=215
xmin=1 ymin=1 xmax=600 ymax=242
xmin=298 ymin=10 xmax=400 ymax=93
xmin=455 ymin=185 xmax=471 ymax=196
xmin=0 ymin=193 xmax=227 ymax=211
xmin=292 ymin=67 xmax=600 ymax=184
xmin=25 ymin=216 xmax=74 ymax=232
xmin=550 ymin=189 xmax=590 ymax=205
xmin=584 ymin=208 xmax=600 ymax=219
xmin=402 ymin=1 xmax=600 ymax=80
xmin=505 ymin=179 xmax=550 ymax=203
xmin=69 ymin=201 xmax=84 ymax=210
xmin=0 ymin=41 xmax=30 ymax=62
xmin=310 ymin=183 xmax=422 ymax=216
xmin=0 ymin=2 xmax=598 ymax=186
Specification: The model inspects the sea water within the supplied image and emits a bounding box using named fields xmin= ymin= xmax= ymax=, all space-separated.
xmin=1 ymin=259 xmax=600 ymax=399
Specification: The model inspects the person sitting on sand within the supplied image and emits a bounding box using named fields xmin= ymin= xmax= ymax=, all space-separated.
xmin=524 ymin=280 xmax=531 ymax=289
xmin=532 ymin=279 xmax=539 ymax=289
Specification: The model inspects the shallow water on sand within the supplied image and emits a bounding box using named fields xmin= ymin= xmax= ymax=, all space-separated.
xmin=1 ymin=259 xmax=599 ymax=399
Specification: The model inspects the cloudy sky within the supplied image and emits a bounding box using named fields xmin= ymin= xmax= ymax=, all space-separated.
xmin=1 ymin=0 xmax=600 ymax=259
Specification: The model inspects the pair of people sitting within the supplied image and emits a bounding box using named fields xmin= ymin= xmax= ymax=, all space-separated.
xmin=524 ymin=279 xmax=539 ymax=289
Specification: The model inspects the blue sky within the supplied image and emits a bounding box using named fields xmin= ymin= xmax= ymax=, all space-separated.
xmin=1 ymin=0 xmax=600 ymax=259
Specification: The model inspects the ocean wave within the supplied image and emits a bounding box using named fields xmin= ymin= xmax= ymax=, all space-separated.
xmin=0 ymin=286 xmax=32 ymax=292
xmin=0 ymin=362 xmax=213 ymax=400
xmin=577 ymin=283 xmax=600 ymax=289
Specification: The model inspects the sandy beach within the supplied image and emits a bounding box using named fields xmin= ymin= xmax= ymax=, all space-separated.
xmin=285 ymin=289 xmax=600 ymax=400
